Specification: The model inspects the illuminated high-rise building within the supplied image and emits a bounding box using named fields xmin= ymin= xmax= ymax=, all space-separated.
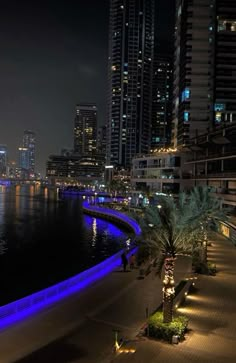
xmin=173 ymin=0 xmax=236 ymax=147
xmin=74 ymin=104 xmax=97 ymax=156
xmin=0 ymin=145 xmax=7 ymax=177
xmin=23 ymin=130 xmax=36 ymax=177
xmin=106 ymin=0 xmax=155 ymax=168
xmin=151 ymin=55 xmax=173 ymax=149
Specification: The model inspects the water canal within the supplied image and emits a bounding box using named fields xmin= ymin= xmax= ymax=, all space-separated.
xmin=0 ymin=185 xmax=130 ymax=305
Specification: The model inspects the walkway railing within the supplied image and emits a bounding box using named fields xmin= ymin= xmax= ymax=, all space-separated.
xmin=0 ymin=246 xmax=137 ymax=330
xmin=216 ymin=220 xmax=236 ymax=246
xmin=82 ymin=201 xmax=142 ymax=236
xmin=0 ymin=200 xmax=141 ymax=330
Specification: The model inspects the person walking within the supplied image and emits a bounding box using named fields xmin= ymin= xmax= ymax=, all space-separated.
xmin=121 ymin=251 xmax=128 ymax=272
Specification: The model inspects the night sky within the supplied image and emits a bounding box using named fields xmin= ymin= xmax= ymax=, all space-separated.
xmin=0 ymin=0 xmax=175 ymax=176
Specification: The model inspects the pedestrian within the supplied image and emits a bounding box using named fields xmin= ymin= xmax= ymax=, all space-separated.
xmin=121 ymin=251 xmax=128 ymax=272
xmin=129 ymin=253 xmax=136 ymax=269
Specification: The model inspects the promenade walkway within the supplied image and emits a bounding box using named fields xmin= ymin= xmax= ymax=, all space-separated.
xmin=0 ymin=231 xmax=234 ymax=363
xmin=114 ymin=231 xmax=236 ymax=363
xmin=0 ymin=255 xmax=191 ymax=362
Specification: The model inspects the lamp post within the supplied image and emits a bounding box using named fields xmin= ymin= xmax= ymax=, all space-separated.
xmin=94 ymin=192 xmax=97 ymax=206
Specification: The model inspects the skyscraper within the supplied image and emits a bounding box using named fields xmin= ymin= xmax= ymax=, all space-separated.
xmin=23 ymin=130 xmax=36 ymax=177
xmin=0 ymin=145 xmax=7 ymax=177
xmin=173 ymin=0 xmax=213 ymax=147
xmin=151 ymin=55 xmax=173 ymax=149
xmin=213 ymin=1 xmax=236 ymax=126
xmin=173 ymin=0 xmax=236 ymax=147
xmin=74 ymin=104 xmax=97 ymax=156
xmin=106 ymin=0 xmax=155 ymax=168
xmin=18 ymin=147 xmax=30 ymax=171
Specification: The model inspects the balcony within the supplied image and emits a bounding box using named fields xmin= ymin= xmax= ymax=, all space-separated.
xmin=194 ymin=172 xmax=236 ymax=179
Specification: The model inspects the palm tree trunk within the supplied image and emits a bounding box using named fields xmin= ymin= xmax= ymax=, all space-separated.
xmin=163 ymin=255 xmax=175 ymax=323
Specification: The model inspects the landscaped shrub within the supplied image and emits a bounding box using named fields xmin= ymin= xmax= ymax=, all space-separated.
xmin=147 ymin=311 xmax=189 ymax=342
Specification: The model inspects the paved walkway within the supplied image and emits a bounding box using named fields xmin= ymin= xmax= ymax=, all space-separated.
xmin=0 ymin=251 xmax=191 ymax=362
xmin=114 ymin=232 xmax=236 ymax=363
xmin=0 ymin=231 xmax=235 ymax=363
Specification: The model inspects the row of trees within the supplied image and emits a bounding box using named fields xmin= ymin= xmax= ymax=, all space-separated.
xmin=133 ymin=186 xmax=227 ymax=324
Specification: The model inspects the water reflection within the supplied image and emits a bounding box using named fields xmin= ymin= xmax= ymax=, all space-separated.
xmin=92 ymin=218 xmax=97 ymax=247
xmin=0 ymin=185 xmax=129 ymax=305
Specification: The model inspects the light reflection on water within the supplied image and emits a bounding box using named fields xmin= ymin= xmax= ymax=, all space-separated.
xmin=0 ymin=185 xmax=129 ymax=305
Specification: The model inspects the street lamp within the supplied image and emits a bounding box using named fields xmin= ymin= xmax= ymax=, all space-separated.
xmin=94 ymin=192 xmax=97 ymax=206
xmin=157 ymin=204 xmax=162 ymax=211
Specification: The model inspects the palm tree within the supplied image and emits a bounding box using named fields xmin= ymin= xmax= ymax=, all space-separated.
xmin=189 ymin=186 xmax=227 ymax=265
xmin=138 ymin=193 xmax=200 ymax=323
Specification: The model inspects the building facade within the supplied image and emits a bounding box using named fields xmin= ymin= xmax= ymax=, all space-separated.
xmin=106 ymin=0 xmax=155 ymax=168
xmin=184 ymin=121 xmax=236 ymax=207
xmin=131 ymin=149 xmax=193 ymax=194
xmin=212 ymin=0 xmax=236 ymax=126
xmin=18 ymin=147 xmax=30 ymax=179
xmin=23 ymin=130 xmax=36 ymax=177
xmin=0 ymin=145 xmax=7 ymax=177
xmin=46 ymin=153 xmax=104 ymax=185
xmin=151 ymin=55 xmax=173 ymax=149
xmin=74 ymin=104 xmax=97 ymax=156
xmin=97 ymin=125 xmax=107 ymax=156
xmin=173 ymin=0 xmax=236 ymax=147
xmin=173 ymin=0 xmax=213 ymax=147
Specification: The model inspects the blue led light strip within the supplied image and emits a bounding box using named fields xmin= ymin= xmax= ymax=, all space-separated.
xmin=0 ymin=247 xmax=138 ymax=330
xmin=82 ymin=201 xmax=142 ymax=236
xmin=0 ymin=202 xmax=141 ymax=330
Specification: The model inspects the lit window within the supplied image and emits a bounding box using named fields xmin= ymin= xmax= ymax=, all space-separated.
xmin=215 ymin=112 xmax=222 ymax=123
xmin=184 ymin=111 xmax=189 ymax=122
xmin=214 ymin=103 xmax=225 ymax=111
xmin=181 ymin=88 xmax=190 ymax=102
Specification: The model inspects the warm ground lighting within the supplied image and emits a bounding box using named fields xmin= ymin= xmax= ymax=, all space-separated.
xmin=117 ymin=348 xmax=136 ymax=354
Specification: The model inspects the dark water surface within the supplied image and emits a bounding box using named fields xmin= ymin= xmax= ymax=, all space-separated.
xmin=0 ymin=185 xmax=129 ymax=305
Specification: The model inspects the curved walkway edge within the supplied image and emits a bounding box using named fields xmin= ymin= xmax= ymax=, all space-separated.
xmin=0 ymin=203 xmax=141 ymax=335
xmin=82 ymin=202 xmax=142 ymax=236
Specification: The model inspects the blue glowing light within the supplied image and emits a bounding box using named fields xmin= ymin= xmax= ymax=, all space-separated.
xmin=0 ymin=246 xmax=138 ymax=330
xmin=84 ymin=214 xmax=125 ymax=239
xmin=214 ymin=103 xmax=225 ymax=111
xmin=184 ymin=111 xmax=189 ymax=122
xmin=82 ymin=201 xmax=142 ymax=236
xmin=0 ymin=201 xmax=141 ymax=330
xmin=0 ymin=180 xmax=11 ymax=186
xmin=181 ymin=88 xmax=190 ymax=102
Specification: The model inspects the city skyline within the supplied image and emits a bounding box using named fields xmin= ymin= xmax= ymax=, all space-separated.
xmin=0 ymin=0 xmax=174 ymax=176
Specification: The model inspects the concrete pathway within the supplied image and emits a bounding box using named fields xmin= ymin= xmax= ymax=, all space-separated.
xmin=0 ymin=231 xmax=234 ymax=363
xmin=0 ymin=252 xmax=191 ymax=362
xmin=113 ymin=232 xmax=236 ymax=363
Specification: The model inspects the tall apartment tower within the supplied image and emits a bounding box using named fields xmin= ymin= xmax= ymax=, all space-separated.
xmin=74 ymin=104 xmax=97 ymax=156
xmin=0 ymin=145 xmax=7 ymax=177
xmin=97 ymin=125 xmax=107 ymax=156
xmin=18 ymin=147 xmax=30 ymax=171
xmin=151 ymin=55 xmax=173 ymax=149
xmin=23 ymin=130 xmax=36 ymax=177
xmin=106 ymin=0 xmax=155 ymax=168
xmin=173 ymin=0 xmax=236 ymax=147
xmin=213 ymin=1 xmax=236 ymax=126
